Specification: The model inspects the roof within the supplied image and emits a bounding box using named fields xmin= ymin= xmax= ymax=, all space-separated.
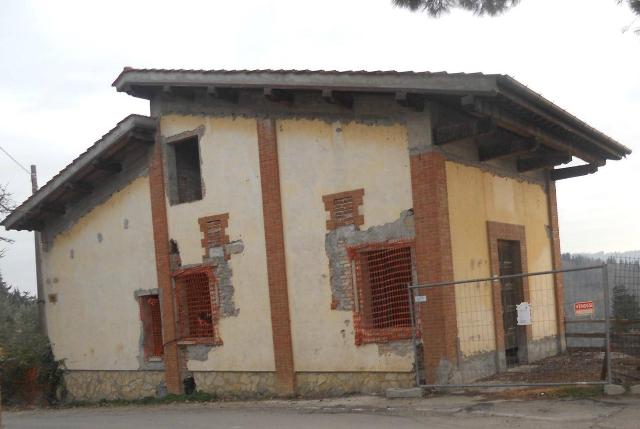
xmin=1 ymin=114 xmax=156 ymax=231
xmin=113 ymin=68 xmax=631 ymax=162
xmin=3 ymin=68 xmax=631 ymax=233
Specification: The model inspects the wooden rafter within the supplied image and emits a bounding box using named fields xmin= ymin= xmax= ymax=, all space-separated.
xmin=434 ymin=117 xmax=495 ymax=146
xmin=550 ymin=164 xmax=598 ymax=181
xmin=517 ymin=153 xmax=572 ymax=172
xmin=321 ymin=89 xmax=353 ymax=109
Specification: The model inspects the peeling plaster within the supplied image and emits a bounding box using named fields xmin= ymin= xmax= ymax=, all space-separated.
xmin=325 ymin=210 xmax=415 ymax=312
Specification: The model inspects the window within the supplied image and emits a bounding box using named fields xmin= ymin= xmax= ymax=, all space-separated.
xmin=139 ymin=295 xmax=164 ymax=360
xmin=323 ymin=189 xmax=364 ymax=230
xmin=174 ymin=267 xmax=222 ymax=345
xmin=352 ymin=242 xmax=414 ymax=345
xmin=172 ymin=137 xmax=202 ymax=204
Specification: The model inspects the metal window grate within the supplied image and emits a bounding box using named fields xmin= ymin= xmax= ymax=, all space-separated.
xmin=139 ymin=295 xmax=164 ymax=359
xmin=352 ymin=242 xmax=414 ymax=344
xmin=175 ymin=268 xmax=218 ymax=340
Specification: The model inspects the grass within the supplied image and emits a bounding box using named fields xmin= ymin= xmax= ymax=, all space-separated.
xmin=545 ymin=385 xmax=604 ymax=399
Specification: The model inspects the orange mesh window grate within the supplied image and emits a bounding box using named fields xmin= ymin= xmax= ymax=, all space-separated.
xmin=139 ymin=295 xmax=164 ymax=359
xmin=175 ymin=269 xmax=219 ymax=340
xmin=352 ymin=242 xmax=414 ymax=344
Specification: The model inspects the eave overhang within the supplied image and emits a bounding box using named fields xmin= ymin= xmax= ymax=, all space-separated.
xmin=112 ymin=68 xmax=631 ymax=164
xmin=1 ymin=114 xmax=156 ymax=231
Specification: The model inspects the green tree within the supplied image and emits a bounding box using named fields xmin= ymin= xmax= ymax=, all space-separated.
xmin=0 ymin=271 xmax=62 ymax=405
xmin=611 ymin=283 xmax=640 ymax=333
xmin=393 ymin=0 xmax=640 ymax=18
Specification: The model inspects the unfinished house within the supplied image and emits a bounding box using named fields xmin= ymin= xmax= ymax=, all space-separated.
xmin=1 ymin=69 xmax=630 ymax=400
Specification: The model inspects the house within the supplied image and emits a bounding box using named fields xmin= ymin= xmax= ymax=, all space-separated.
xmin=1 ymin=69 xmax=630 ymax=400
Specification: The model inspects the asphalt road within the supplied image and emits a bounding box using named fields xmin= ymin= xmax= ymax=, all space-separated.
xmin=4 ymin=395 xmax=640 ymax=429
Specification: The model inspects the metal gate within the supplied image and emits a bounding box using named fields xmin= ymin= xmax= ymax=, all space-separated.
xmin=408 ymin=264 xmax=611 ymax=388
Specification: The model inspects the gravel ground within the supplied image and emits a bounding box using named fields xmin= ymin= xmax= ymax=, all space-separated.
xmin=4 ymin=394 xmax=640 ymax=429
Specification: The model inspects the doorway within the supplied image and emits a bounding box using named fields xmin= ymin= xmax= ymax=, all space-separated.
xmin=498 ymin=239 xmax=527 ymax=367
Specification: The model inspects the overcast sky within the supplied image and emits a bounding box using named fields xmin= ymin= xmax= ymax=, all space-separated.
xmin=1 ymin=0 xmax=639 ymax=295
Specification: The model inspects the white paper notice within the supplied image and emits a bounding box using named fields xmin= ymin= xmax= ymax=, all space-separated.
xmin=516 ymin=302 xmax=532 ymax=326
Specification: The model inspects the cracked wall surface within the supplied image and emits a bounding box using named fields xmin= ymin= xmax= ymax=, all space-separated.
xmin=277 ymin=118 xmax=415 ymax=372
xmin=161 ymin=115 xmax=275 ymax=372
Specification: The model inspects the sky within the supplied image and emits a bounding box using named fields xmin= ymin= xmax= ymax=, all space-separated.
xmin=0 ymin=0 xmax=639 ymax=295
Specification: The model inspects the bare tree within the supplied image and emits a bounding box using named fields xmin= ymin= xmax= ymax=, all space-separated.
xmin=393 ymin=0 xmax=640 ymax=18
xmin=0 ymin=184 xmax=15 ymax=257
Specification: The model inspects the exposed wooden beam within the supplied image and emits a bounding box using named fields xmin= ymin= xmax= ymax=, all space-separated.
xmin=64 ymin=181 xmax=94 ymax=194
xmin=478 ymin=137 xmax=538 ymax=162
xmin=498 ymin=87 xmax=621 ymax=160
xmin=207 ymin=86 xmax=239 ymax=103
xmin=517 ymin=153 xmax=572 ymax=172
xmin=550 ymin=164 xmax=598 ymax=181
xmin=434 ymin=117 xmax=495 ymax=146
xmin=462 ymin=96 xmax=602 ymax=164
xmin=127 ymin=130 xmax=155 ymax=145
xmin=42 ymin=203 xmax=66 ymax=215
xmin=91 ymin=160 xmax=122 ymax=173
xmin=264 ymin=88 xmax=294 ymax=105
xmin=395 ymin=92 xmax=425 ymax=111
xmin=321 ymin=89 xmax=353 ymax=109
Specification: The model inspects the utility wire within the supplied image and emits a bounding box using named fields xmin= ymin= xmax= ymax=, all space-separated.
xmin=0 ymin=144 xmax=30 ymax=175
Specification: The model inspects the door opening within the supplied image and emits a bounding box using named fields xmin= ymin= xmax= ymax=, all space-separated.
xmin=498 ymin=239 xmax=527 ymax=367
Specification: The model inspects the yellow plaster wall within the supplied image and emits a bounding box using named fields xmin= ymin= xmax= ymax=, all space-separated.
xmin=160 ymin=115 xmax=275 ymax=372
xmin=277 ymin=119 xmax=414 ymax=372
xmin=42 ymin=176 xmax=157 ymax=370
xmin=446 ymin=161 xmax=556 ymax=357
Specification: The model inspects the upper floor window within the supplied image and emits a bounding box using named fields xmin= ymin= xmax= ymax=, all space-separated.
xmin=169 ymin=136 xmax=203 ymax=204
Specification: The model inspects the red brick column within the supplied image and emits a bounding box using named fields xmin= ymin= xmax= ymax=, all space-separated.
xmin=547 ymin=177 xmax=566 ymax=351
xmin=409 ymin=151 xmax=458 ymax=383
xmin=148 ymin=127 xmax=183 ymax=394
xmin=256 ymin=118 xmax=296 ymax=396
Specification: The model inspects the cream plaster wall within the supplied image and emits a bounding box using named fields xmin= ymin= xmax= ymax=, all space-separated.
xmin=160 ymin=115 xmax=275 ymax=372
xmin=42 ymin=176 xmax=157 ymax=370
xmin=446 ymin=161 xmax=557 ymax=357
xmin=277 ymin=119 xmax=414 ymax=372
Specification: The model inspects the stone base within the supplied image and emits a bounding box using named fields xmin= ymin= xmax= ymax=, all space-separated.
xmin=193 ymin=372 xmax=276 ymax=398
xmin=296 ymin=372 xmax=415 ymax=397
xmin=63 ymin=370 xmax=164 ymax=402
xmin=63 ymin=370 xmax=416 ymax=401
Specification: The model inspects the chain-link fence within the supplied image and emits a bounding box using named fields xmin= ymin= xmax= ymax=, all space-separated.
xmin=408 ymin=265 xmax=610 ymax=388
xmin=609 ymin=258 xmax=640 ymax=382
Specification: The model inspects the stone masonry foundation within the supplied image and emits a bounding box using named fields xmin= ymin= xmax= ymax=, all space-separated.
xmin=62 ymin=370 xmax=414 ymax=401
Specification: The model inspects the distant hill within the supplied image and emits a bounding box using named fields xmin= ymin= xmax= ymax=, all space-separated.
xmin=568 ymin=250 xmax=640 ymax=261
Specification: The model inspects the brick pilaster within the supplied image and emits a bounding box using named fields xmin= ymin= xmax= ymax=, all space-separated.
xmin=256 ymin=118 xmax=296 ymax=396
xmin=409 ymin=151 xmax=458 ymax=383
xmin=547 ymin=177 xmax=566 ymax=352
xmin=148 ymin=126 xmax=183 ymax=394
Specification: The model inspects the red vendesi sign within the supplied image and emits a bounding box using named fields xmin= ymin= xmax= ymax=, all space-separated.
xmin=574 ymin=301 xmax=595 ymax=316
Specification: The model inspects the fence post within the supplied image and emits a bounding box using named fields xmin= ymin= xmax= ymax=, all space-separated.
xmin=407 ymin=286 xmax=420 ymax=387
xmin=602 ymin=263 xmax=612 ymax=384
